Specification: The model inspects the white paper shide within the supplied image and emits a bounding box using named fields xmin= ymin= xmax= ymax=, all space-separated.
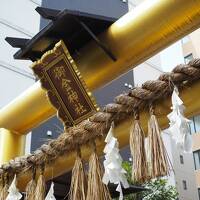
xmin=102 ymin=123 xmax=129 ymax=200
xmin=6 ymin=175 xmax=22 ymax=200
xmin=167 ymin=87 xmax=192 ymax=153
xmin=45 ymin=182 xmax=56 ymax=200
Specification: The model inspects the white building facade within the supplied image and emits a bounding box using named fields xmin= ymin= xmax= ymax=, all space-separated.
xmin=0 ymin=0 xmax=42 ymax=152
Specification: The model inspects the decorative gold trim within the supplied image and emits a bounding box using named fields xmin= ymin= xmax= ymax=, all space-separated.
xmin=31 ymin=40 xmax=98 ymax=127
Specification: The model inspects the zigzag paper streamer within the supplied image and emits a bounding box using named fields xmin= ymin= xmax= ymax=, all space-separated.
xmin=167 ymin=87 xmax=192 ymax=153
xmin=102 ymin=123 xmax=129 ymax=200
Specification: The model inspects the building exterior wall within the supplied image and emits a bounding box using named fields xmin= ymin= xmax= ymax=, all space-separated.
xmin=0 ymin=0 xmax=40 ymax=107
xmin=0 ymin=0 xmax=41 ymax=73
xmin=181 ymin=28 xmax=200 ymax=200
xmin=170 ymin=137 xmax=198 ymax=200
xmin=133 ymin=55 xmax=162 ymax=86
xmin=160 ymin=41 xmax=185 ymax=72
xmin=0 ymin=0 xmax=41 ymax=152
xmin=193 ymin=133 xmax=200 ymax=189
xmin=193 ymin=134 xmax=200 ymax=152
xmin=182 ymin=31 xmax=200 ymax=60
xmin=190 ymin=30 xmax=200 ymax=57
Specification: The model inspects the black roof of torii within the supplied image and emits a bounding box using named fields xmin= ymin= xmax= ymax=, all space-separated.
xmin=5 ymin=7 xmax=117 ymax=62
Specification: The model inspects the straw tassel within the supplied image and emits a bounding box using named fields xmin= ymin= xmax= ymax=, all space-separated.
xmin=148 ymin=105 xmax=170 ymax=178
xmin=0 ymin=175 xmax=3 ymax=197
xmin=35 ymin=165 xmax=46 ymax=200
xmin=25 ymin=167 xmax=37 ymax=200
xmin=86 ymin=142 xmax=111 ymax=200
xmin=0 ymin=174 xmax=9 ymax=200
xmin=130 ymin=110 xmax=148 ymax=183
xmin=68 ymin=147 xmax=87 ymax=200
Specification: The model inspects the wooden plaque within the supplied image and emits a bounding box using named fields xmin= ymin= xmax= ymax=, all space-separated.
xmin=32 ymin=40 xmax=98 ymax=127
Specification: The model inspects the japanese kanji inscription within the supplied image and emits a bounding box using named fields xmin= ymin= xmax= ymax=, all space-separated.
xmin=31 ymin=40 xmax=98 ymax=127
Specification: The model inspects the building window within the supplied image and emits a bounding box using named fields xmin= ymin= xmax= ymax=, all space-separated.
xmin=193 ymin=150 xmax=200 ymax=170
xmin=182 ymin=180 xmax=187 ymax=190
xmin=189 ymin=115 xmax=200 ymax=134
xmin=180 ymin=155 xmax=184 ymax=164
xmin=184 ymin=53 xmax=193 ymax=64
xmin=190 ymin=117 xmax=196 ymax=134
xmin=198 ymin=188 xmax=200 ymax=200
xmin=194 ymin=115 xmax=200 ymax=133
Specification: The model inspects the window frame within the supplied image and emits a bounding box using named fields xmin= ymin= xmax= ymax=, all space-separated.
xmin=180 ymin=155 xmax=184 ymax=164
xmin=193 ymin=150 xmax=200 ymax=170
xmin=198 ymin=188 xmax=200 ymax=200
xmin=182 ymin=180 xmax=187 ymax=190
xmin=184 ymin=53 xmax=193 ymax=64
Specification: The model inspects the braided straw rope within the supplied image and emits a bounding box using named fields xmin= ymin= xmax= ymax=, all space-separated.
xmin=1 ymin=59 xmax=200 ymax=177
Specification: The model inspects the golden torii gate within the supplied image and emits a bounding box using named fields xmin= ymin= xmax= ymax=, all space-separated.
xmin=1 ymin=0 xmax=200 ymax=188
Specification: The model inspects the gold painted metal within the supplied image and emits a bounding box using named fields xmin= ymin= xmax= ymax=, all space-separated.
xmin=17 ymin=80 xmax=200 ymax=190
xmin=0 ymin=0 xmax=200 ymax=134
xmin=0 ymin=82 xmax=56 ymax=134
xmin=0 ymin=129 xmax=25 ymax=165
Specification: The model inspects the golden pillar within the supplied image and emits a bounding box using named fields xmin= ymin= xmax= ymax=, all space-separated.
xmin=0 ymin=129 xmax=25 ymax=164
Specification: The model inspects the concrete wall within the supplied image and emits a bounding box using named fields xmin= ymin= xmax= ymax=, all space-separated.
xmin=0 ymin=0 xmax=40 ymax=108
xmin=171 ymin=138 xmax=198 ymax=200
xmin=160 ymin=40 xmax=184 ymax=72
xmin=182 ymin=29 xmax=200 ymax=60
xmin=0 ymin=0 xmax=41 ymax=152
xmin=183 ymin=28 xmax=200 ymax=200
xmin=193 ymin=134 xmax=200 ymax=152
xmin=190 ymin=29 xmax=200 ymax=58
xmin=133 ymin=55 xmax=162 ymax=86
xmin=0 ymin=0 xmax=41 ymax=73
xmin=0 ymin=68 xmax=34 ymax=108
xmin=182 ymin=36 xmax=198 ymax=59
xmin=193 ymin=134 xmax=200 ymax=190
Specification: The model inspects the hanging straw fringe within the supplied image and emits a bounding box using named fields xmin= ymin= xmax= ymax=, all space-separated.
xmin=130 ymin=111 xmax=148 ymax=183
xmin=35 ymin=165 xmax=46 ymax=200
xmin=86 ymin=142 xmax=111 ymax=200
xmin=148 ymin=105 xmax=170 ymax=178
xmin=68 ymin=147 xmax=87 ymax=200
xmin=0 ymin=174 xmax=9 ymax=200
xmin=0 ymin=184 xmax=9 ymax=200
xmin=0 ymin=175 xmax=3 ymax=197
xmin=25 ymin=167 xmax=37 ymax=200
